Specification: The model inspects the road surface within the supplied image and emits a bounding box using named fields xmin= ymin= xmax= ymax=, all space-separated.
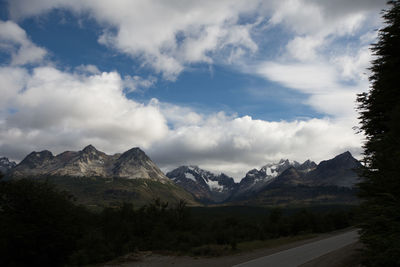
xmin=233 ymin=230 xmax=359 ymax=267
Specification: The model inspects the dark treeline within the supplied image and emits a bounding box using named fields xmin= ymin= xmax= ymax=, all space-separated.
xmin=356 ymin=0 xmax=400 ymax=266
xmin=0 ymin=178 xmax=355 ymax=266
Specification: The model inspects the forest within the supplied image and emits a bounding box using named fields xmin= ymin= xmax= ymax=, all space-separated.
xmin=0 ymin=178 xmax=356 ymax=266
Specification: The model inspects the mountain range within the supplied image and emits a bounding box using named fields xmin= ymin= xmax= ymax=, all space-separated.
xmin=9 ymin=145 xmax=169 ymax=181
xmin=1 ymin=147 xmax=362 ymax=207
xmin=166 ymin=151 xmax=362 ymax=205
xmin=3 ymin=145 xmax=197 ymax=207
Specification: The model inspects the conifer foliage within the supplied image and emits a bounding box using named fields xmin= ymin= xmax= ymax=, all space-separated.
xmin=357 ymin=1 xmax=400 ymax=265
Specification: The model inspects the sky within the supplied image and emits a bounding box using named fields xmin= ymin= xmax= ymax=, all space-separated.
xmin=0 ymin=0 xmax=388 ymax=180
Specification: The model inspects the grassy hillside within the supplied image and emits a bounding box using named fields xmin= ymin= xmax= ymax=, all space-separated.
xmin=19 ymin=175 xmax=199 ymax=208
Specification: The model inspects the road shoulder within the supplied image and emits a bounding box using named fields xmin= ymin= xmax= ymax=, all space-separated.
xmin=103 ymin=228 xmax=358 ymax=267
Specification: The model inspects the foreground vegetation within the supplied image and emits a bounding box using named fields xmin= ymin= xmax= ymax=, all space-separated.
xmin=0 ymin=178 xmax=356 ymax=266
xmin=356 ymin=0 xmax=400 ymax=265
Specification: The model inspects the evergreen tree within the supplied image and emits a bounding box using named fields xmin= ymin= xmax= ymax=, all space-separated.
xmin=357 ymin=1 xmax=400 ymax=265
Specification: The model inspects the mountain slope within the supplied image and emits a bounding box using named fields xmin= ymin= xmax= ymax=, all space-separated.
xmin=229 ymin=159 xmax=312 ymax=201
xmin=166 ymin=166 xmax=237 ymax=203
xmin=305 ymin=151 xmax=362 ymax=188
xmin=0 ymin=157 xmax=16 ymax=175
xmin=247 ymin=152 xmax=361 ymax=205
xmin=7 ymin=145 xmax=197 ymax=207
xmin=10 ymin=145 xmax=169 ymax=182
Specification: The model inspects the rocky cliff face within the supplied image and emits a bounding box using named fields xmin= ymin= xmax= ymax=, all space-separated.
xmin=9 ymin=145 xmax=169 ymax=182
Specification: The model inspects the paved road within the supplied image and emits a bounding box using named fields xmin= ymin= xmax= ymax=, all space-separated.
xmin=233 ymin=230 xmax=359 ymax=267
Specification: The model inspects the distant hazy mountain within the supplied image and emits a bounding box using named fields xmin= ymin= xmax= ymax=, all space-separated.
xmin=7 ymin=145 xmax=197 ymax=207
xmin=0 ymin=157 xmax=16 ymax=175
xmin=166 ymin=166 xmax=237 ymax=203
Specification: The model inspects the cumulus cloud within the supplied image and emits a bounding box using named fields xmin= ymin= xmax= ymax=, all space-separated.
xmin=0 ymin=64 xmax=362 ymax=180
xmin=0 ymin=66 xmax=168 ymax=159
xmin=267 ymin=0 xmax=384 ymax=36
xmin=5 ymin=0 xmax=384 ymax=80
xmin=253 ymin=0 xmax=382 ymax=121
xmin=0 ymin=20 xmax=47 ymax=65
xmin=0 ymin=0 xmax=388 ymax=179
xmin=123 ymin=75 xmax=157 ymax=93
xmin=7 ymin=0 xmax=262 ymax=79
xmin=149 ymin=113 xmax=362 ymax=180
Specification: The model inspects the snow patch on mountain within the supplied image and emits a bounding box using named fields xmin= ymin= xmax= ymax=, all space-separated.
xmin=205 ymin=179 xmax=224 ymax=191
xmin=184 ymin=172 xmax=196 ymax=182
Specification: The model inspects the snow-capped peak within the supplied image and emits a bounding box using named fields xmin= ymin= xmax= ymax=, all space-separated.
xmin=261 ymin=159 xmax=299 ymax=177
xmin=167 ymin=165 xmax=232 ymax=192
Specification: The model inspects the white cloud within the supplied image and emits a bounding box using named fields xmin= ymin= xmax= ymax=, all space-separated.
xmin=75 ymin=64 xmax=101 ymax=75
xmin=157 ymin=101 xmax=204 ymax=128
xmin=257 ymin=62 xmax=338 ymax=94
xmin=256 ymin=60 xmax=368 ymax=119
xmin=267 ymin=0 xmax=383 ymax=36
xmin=1 ymin=0 xmax=388 ymax=179
xmin=286 ymin=35 xmax=324 ymax=61
xmin=123 ymin=75 xmax=157 ymax=93
xmin=332 ymin=45 xmax=372 ymax=81
xmin=0 ymin=66 xmax=168 ymax=159
xmin=0 ymin=64 xmax=363 ymax=180
xmin=0 ymin=20 xmax=47 ymax=65
xmin=149 ymin=113 xmax=362 ymax=180
xmin=253 ymin=0 xmax=382 ymax=121
xmin=7 ymin=0 xmax=262 ymax=79
xmin=0 ymin=67 xmax=27 ymax=108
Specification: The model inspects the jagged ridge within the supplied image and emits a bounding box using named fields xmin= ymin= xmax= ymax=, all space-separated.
xmin=9 ymin=145 xmax=169 ymax=182
xmin=167 ymin=152 xmax=361 ymax=204
xmin=166 ymin=166 xmax=237 ymax=203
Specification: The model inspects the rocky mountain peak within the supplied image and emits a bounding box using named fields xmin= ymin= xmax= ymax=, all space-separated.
xmin=297 ymin=159 xmax=317 ymax=172
xmin=0 ymin=157 xmax=17 ymax=175
xmin=81 ymin=144 xmax=98 ymax=154
xmin=259 ymin=159 xmax=300 ymax=178
xmin=317 ymin=151 xmax=360 ymax=171
xmin=333 ymin=151 xmax=353 ymax=161
xmin=9 ymin=146 xmax=169 ymax=182
xmin=0 ymin=157 xmax=16 ymax=166
xmin=112 ymin=147 xmax=168 ymax=181
xmin=306 ymin=151 xmax=361 ymax=188
xmin=117 ymin=147 xmax=149 ymax=162
xmin=166 ymin=165 xmax=238 ymax=203
xmin=20 ymin=150 xmax=54 ymax=167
